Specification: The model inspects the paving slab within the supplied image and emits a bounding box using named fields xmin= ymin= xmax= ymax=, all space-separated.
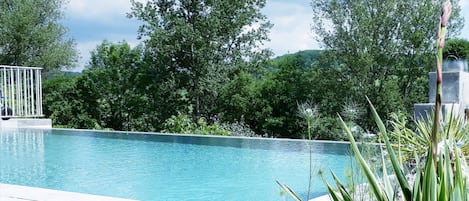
xmin=0 ymin=118 xmax=52 ymax=129
xmin=0 ymin=183 xmax=138 ymax=201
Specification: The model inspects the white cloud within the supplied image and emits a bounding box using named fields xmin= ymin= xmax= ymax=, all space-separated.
xmin=65 ymin=0 xmax=144 ymax=71
xmin=75 ymin=41 xmax=99 ymax=68
xmin=65 ymin=0 xmax=147 ymax=23
xmin=263 ymin=1 xmax=320 ymax=57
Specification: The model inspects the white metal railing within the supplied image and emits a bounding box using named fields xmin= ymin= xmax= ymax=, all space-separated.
xmin=0 ymin=65 xmax=43 ymax=118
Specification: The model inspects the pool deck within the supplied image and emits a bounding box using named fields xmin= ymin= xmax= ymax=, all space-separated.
xmin=310 ymin=195 xmax=331 ymax=201
xmin=0 ymin=118 xmax=52 ymax=129
xmin=0 ymin=183 xmax=138 ymax=201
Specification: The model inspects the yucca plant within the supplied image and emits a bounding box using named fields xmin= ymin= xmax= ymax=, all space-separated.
xmin=390 ymin=109 xmax=469 ymax=165
xmin=322 ymin=98 xmax=468 ymax=201
xmin=320 ymin=2 xmax=468 ymax=200
xmin=278 ymin=1 xmax=468 ymax=200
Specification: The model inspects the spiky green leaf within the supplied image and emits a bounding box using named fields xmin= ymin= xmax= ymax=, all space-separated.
xmin=367 ymin=97 xmax=412 ymax=200
xmin=338 ymin=115 xmax=386 ymax=200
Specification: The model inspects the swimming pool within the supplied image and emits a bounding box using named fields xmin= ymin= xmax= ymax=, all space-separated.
xmin=0 ymin=128 xmax=352 ymax=200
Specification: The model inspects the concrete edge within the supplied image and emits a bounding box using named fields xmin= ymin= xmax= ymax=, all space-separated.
xmin=0 ymin=183 xmax=138 ymax=201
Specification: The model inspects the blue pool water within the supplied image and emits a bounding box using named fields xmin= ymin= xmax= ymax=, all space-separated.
xmin=0 ymin=129 xmax=352 ymax=201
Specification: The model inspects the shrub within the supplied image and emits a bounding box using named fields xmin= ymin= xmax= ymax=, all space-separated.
xmin=311 ymin=116 xmax=346 ymax=141
xmin=220 ymin=121 xmax=262 ymax=137
xmin=161 ymin=114 xmax=230 ymax=136
xmin=443 ymin=38 xmax=469 ymax=60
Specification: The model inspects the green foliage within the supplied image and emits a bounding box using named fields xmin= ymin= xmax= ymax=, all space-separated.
xmin=38 ymin=0 xmax=469 ymax=143
xmin=237 ymin=54 xmax=315 ymax=138
xmin=0 ymin=0 xmax=77 ymax=70
xmin=162 ymin=114 xmax=197 ymax=134
xmin=443 ymin=38 xmax=469 ymax=59
xmin=43 ymin=75 xmax=101 ymax=129
xmin=162 ymin=114 xmax=230 ymax=136
xmin=257 ymin=58 xmax=309 ymax=137
xmin=390 ymin=111 xmax=469 ymax=163
xmin=216 ymin=50 xmax=367 ymax=139
xmin=195 ymin=118 xmax=230 ymax=136
xmin=216 ymin=71 xmax=268 ymax=134
xmin=128 ymin=0 xmax=272 ymax=120
xmin=44 ymin=41 xmax=154 ymax=131
xmin=44 ymin=71 xmax=81 ymax=79
xmin=310 ymin=0 xmax=464 ymax=132
xmin=86 ymin=41 xmax=148 ymax=131
xmin=311 ymin=116 xmax=345 ymax=141
xmin=220 ymin=121 xmax=260 ymax=137
xmin=268 ymin=50 xmax=323 ymax=71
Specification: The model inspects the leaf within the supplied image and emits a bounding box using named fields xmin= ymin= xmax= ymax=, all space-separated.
xmin=276 ymin=180 xmax=303 ymax=201
xmin=331 ymin=171 xmax=352 ymax=201
xmin=421 ymin=147 xmax=437 ymax=201
xmin=412 ymin=171 xmax=422 ymax=201
xmin=367 ymin=97 xmax=412 ymax=200
xmin=438 ymin=152 xmax=447 ymax=201
xmin=452 ymin=147 xmax=467 ymax=201
xmin=444 ymin=141 xmax=454 ymax=199
xmin=411 ymin=151 xmax=422 ymax=201
xmin=380 ymin=144 xmax=394 ymax=200
xmin=338 ymin=115 xmax=386 ymax=200
xmin=325 ymin=182 xmax=342 ymax=201
xmin=321 ymin=173 xmax=342 ymax=201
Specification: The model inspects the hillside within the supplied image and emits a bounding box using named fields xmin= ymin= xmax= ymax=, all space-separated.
xmin=43 ymin=71 xmax=81 ymax=79
xmin=269 ymin=50 xmax=324 ymax=69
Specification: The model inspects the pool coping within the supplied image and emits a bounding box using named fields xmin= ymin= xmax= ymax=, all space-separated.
xmin=51 ymin=128 xmax=361 ymax=144
xmin=0 ymin=183 xmax=138 ymax=201
xmin=52 ymin=128 xmax=385 ymax=148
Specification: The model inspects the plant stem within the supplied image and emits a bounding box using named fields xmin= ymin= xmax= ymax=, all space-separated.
xmin=307 ymin=119 xmax=312 ymax=201
xmin=431 ymin=27 xmax=445 ymax=173
xmin=431 ymin=0 xmax=452 ymax=172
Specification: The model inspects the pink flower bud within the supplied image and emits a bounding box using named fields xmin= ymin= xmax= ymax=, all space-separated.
xmin=440 ymin=1 xmax=452 ymax=27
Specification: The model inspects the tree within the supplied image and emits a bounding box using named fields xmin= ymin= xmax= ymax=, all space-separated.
xmin=128 ymin=0 xmax=272 ymax=120
xmin=0 ymin=0 xmax=77 ymax=71
xmin=310 ymin=0 xmax=463 ymax=129
xmin=217 ymin=53 xmax=316 ymax=138
xmin=85 ymin=41 xmax=149 ymax=131
xmin=43 ymin=41 xmax=161 ymax=131
xmin=43 ymin=74 xmax=100 ymax=129
xmin=259 ymin=55 xmax=315 ymax=137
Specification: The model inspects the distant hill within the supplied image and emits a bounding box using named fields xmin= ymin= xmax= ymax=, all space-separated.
xmin=43 ymin=71 xmax=81 ymax=79
xmin=43 ymin=50 xmax=325 ymax=79
xmin=268 ymin=50 xmax=324 ymax=70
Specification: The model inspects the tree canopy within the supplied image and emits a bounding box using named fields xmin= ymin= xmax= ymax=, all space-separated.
xmin=0 ymin=0 xmax=77 ymax=70
xmin=310 ymin=0 xmax=464 ymax=128
xmin=128 ymin=0 xmax=272 ymax=119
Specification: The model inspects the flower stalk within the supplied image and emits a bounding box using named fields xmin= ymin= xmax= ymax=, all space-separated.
xmin=432 ymin=1 xmax=451 ymax=171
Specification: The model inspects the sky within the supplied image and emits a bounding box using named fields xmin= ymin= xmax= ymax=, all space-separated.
xmin=63 ymin=0 xmax=469 ymax=72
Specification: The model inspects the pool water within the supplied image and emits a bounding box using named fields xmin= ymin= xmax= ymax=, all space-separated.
xmin=0 ymin=129 xmax=352 ymax=201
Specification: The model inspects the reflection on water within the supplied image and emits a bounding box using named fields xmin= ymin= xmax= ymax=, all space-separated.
xmin=0 ymin=129 xmax=48 ymax=185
